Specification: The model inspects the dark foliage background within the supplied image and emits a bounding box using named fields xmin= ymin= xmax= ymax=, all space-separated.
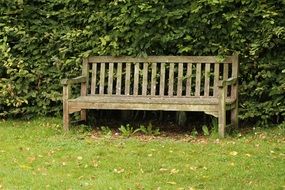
xmin=1 ymin=0 xmax=284 ymax=126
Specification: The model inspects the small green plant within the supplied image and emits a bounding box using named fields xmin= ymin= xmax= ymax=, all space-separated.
xmin=118 ymin=124 xmax=140 ymax=137
xmin=210 ymin=117 xmax=219 ymax=138
xmin=202 ymin=125 xmax=210 ymax=136
xmin=139 ymin=123 xmax=160 ymax=135
xmin=100 ymin=126 xmax=112 ymax=136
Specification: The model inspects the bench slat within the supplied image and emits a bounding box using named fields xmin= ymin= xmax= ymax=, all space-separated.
xmin=116 ymin=62 xmax=122 ymax=95
xmin=177 ymin=63 xmax=183 ymax=97
xmin=223 ymin=63 xmax=229 ymax=96
xmin=159 ymin=63 xmax=165 ymax=96
xmin=142 ymin=62 xmax=148 ymax=96
xmin=107 ymin=62 xmax=114 ymax=95
xmin=82 ymin=58 xmax=88 ymax=96
xmin=214 ymin=63 xmax=219 ymax=97
xmin=195 ymin=63 xmax=201 ymax=96
xmin=133 ymin=62 xmax=140 ymax=95
xmin=151 ymin=62 xmax=157 ymax=96
xmin=168 ymin=63 xmax=175 ymax=96
xmin=204 ymin=63 xmax=210 ymax=97
xmin=186 ymin=63 xmax=192 ymax=97
xmin=91 ymin=63 xmax=97 ymax=95
xmin=99 ymin=63 xmax=105 ymax=94
xmin=125 ymin=63 xmax=131 ymax=95
xmin=88 ymin=56 xmax=233 ymax=64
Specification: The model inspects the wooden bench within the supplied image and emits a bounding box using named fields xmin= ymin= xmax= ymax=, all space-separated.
xmin=61 ymin=55 xmax=239 ymax=137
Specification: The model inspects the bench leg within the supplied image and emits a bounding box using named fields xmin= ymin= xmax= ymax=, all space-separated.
xmin=81 ymin=110 xmax=87 ymax=121
xmin=63 ymin=107 xmax=70 ymax=131
xmin=231 ymin=106 xmax=238 ymax=129
xmin=218 ymin=86 xmax=226 ymax=138
xmin=218 ymin=109 xmax=226 ymax=138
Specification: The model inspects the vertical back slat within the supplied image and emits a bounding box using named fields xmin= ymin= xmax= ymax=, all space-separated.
xmin=231 ymin=54 xmax=239 ymax=99
xmin=177 ymin=63 xmax=183 ymax=97
xmin=81 ymin=58 xmax=89 ymax=96
xmin=204 ymin=63 xmax=211 ymax=97
xmin=213 ymin=63 xmax=219 ymax=97
xmin=159 ymin=63 xmax=165 ymax=96
xmin=195 ymin=63 xmax=201 ymax=96
xmin=116 ymin=62 xmax=122 ymax=95
xmin=107 ymin=63 xmax=114 ymax=95
xmin=91 ymin=63 xmax=97 ymax=95
xmin=99 ymin=63 xmax=105 ymax=94
xmin=223 ymin=63 xmax=229 ymax=96
xmin=151 ymin=62 xmax=157 ymax=96
xmin=186 ymin=63 xmax=192 ymax=96
xmin=125 ymin=62 xmax=131 ymax=95
xmin=142 ymin=62 xmax=148 ymax=96
xmin=168 ymin=63 xmax=175 ymax=96
xmin=133 ymin=62 xmax=140 ymax=96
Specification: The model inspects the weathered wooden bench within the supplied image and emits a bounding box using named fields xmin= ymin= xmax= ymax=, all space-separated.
xmin=61 ymin=55 xmax=239 ymax=137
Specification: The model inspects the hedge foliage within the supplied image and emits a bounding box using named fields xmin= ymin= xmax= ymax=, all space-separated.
xmin=1 ymin=0 xmax=285 ymax=125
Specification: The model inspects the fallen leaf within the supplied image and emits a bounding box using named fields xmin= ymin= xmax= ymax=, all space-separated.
xmin=148 ymin=154 xmax=152 ymax=157
xmin=170 ymin=168 xmax=179 ymax=174
xmin=77 ymin=156 xmax=83 ymax=161
xmin=166 ymin=181 xmax=176 ymax=185
xmin=230 ymin=151 xmax=238 ymax=156
xmin=114 ymin=168 xmax=124 ymax=174
xmin=159 ymin=168 xmax=168 ymax=172
xmin=245 ymin=154 xmax=251 ymax=157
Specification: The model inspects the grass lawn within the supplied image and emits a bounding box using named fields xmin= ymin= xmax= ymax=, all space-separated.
xmin=0 ymin=118 xmax=284 ymax=190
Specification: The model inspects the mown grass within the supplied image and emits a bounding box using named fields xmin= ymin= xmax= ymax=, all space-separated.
xmin=0 ymin=118 xmax=284 ymax=190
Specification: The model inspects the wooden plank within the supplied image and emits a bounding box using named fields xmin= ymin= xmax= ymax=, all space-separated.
xmin=99 ymin=63 xmax=105 ymax=94
xmin=177 ymin=63 xmax=183 ymax=97
xmin=213 ymin=63 xmax=219 ymax=97
xmin=81 ymin=58 xmax=89 ymax=96
xmin=125 ymin=62 xmax=131 ymax=95
xmin=133 ymin=62 xmax=140 ymax=96
xmin=116 ymin=62 xmax=122 ymax=95
xmin=186 ymin=63 xmax=192 ymax=96
xmin=91 ymin=63 xmax=97 ymax=95
xmin=231 ymin=54 xmax=239 ymax=129
xmin=88 ymin=56 xmax=233 ymax=64
xmin=195 ymin=63 xmax=201 ymax=96
xmin=107 ymin=62 xmax=114 ymax=95
xmin=142 ymin=62 xmax=148 ymax=96
xmin=151 ymin=62 xmax=157 ymax=96
xmin=159 ymin=63 xmax=166 ymax=96
xmin=168 ymin=63 xmax=174 ymax=96
xmin=223 ymin=63 xmax=229 ymax=96
xmin=204 ymin=63 xmax=210 ymax=97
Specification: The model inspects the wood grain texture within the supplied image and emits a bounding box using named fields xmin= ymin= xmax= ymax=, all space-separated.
xmin=151 ymin=62 xmax=157 ymax=96
xmin=177 ymin=63 xmax=183 ymax=97
xmin=195 ymin=63 xmax=201 ymax=97
xmin=99 ymin=63 xmax=105 ymax=94
xmin=125 ymin=62 xmax=131 ymax=95
xmin=186 ymin=63 xmax=192 ymax=97
xmin=168 ymin=63 xmax=174 ymax=96
xmin=159 ymin=63 xmax=166 ymax=96
xmin=91 ymin=63 xmax=97 ymax=95
xmin=116 ymin=62 xmax=122 ymax=95
xmin=107 ymin=63 xmax=114 ymax=95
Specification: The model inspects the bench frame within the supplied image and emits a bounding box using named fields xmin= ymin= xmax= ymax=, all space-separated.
xmin=62 ymin=55 xmax=239 ymax=137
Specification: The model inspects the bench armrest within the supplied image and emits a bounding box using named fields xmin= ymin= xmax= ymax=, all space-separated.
xmin=218 ymin=77 xmax=237 ymax=88
xmin=61 ymin=76 xmax=86 ymax=86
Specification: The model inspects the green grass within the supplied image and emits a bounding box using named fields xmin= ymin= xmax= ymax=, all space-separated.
xmin=0 ymin=118 xmax=284 ymax=190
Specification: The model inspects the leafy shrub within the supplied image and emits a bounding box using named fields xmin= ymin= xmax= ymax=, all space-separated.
xmin=0 ymin=0 xmax=284 ymax=126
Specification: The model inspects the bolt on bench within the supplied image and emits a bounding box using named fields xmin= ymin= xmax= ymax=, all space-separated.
xmin=61 ymin=55 xmax=239 ymax=137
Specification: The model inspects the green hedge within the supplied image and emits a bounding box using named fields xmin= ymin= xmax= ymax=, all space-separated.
xmin=1 ymin=0 xmax=284 ymax=125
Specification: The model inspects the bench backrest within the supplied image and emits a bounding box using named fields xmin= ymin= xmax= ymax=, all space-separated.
xmin=81 ymin=55 xmax=238 ymax=99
